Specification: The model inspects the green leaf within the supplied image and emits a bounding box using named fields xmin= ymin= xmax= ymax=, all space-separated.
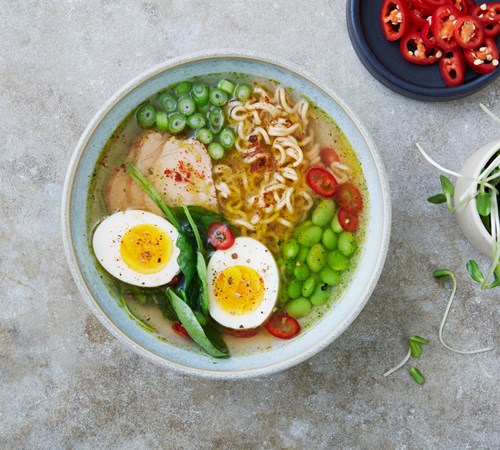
xmin=427 ymin=193 xmax=447 ymax=204
xmin=440 ymin=175 xmax=455 ymax=197
xmin=433 ymin=269 xmax=452 ymax=280
xmin=167 ymin=289 xmax=229 ymax=358
xmin=409 ymin=339 xmax=423 ymax=358
xmin=409 ymin=367 xmax=425 ymax=385
xmin=476 ymin=192 xmax=491 ymax=217
xmin=466 ymin=260 xmax=485 ymax=284
xmin=410 ymin=335 xmax=430 ymax=346
xmin=196 ymin=252 xmax=209 ymax=316
xmin=176 ymin=233 xmax=196 ymax=290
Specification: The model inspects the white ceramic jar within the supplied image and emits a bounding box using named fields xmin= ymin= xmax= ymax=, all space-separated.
xmin=455 ymin=137 xmax=500 ymax=257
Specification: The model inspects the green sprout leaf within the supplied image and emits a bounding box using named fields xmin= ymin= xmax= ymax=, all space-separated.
xmin=409 ymin=367 xmax=425 ymax=385
xmin=476 ymin=192 xmax=492 ymax=217
xmin=409 ymin=340 xmax=423 ymax=358
xmin=410 ymin=335 xmax=430 ymax=346
xmin=427 ymin=193 xmax=447 ymax=204
xmin=466 ymin=260 xmax=485 ymax=284
xmin=433 ymin=269 xmax=452 ymax=280
xmin=440 ymin=175 xmax=455 ymax=197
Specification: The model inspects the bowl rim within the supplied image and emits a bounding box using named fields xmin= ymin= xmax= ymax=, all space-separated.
xmin=61 ymin=49 xmax=392 ymax=378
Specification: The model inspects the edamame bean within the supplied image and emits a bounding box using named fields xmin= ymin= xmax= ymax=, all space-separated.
xmin=338 ymin=232 xmax=356 ymax=257
xmin=282 ymin=239 xmax=300 ymax=259
xmin=298 ymin=225 xmax=322 ymax=247
xmin=321 ymin=228 xmax=338 ymax=251
xmin=312 ymin=199 xmax=336 ymax=227
xmin=331 ymin=213 xmax=344 ymax=233
xmin=327 ymin=250 xmax=351 ymax=271
xmin=301 ymin=276 xmax=316 ymax=297
xmin=293 ymin=263 xmax=310 ymax=281
xmin=297 ymin=246 xmax=309 ymax=263
xmin=285 ymin=297 xmax=312 ymax=318
xmin=287 ymin=279 xmax=303 ymax=299
xmin=279 ymin=289 xmax=290 ymax=304
xmin=280 ymin=258 xmax=295 ymax=277
xmin=319 ymin=266 xmax=341 ymax=285
xmin=310 ymin=283 xmax=331 ymax=305
xmin=306 ymin=243 xmax=327 ymax=273
xmin=293 ymin=220 xmax=313 ymax=238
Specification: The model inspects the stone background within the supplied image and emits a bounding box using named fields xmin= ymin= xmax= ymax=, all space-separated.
xmin=1 ymin=1 xmax=498 ymax=449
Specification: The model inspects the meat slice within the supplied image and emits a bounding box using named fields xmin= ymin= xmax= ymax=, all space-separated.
xmin=104 ymin=131 xmax=218 ymax=215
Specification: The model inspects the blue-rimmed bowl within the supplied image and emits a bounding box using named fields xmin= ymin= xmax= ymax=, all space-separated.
xmin=62 ymin=51 xmax=391 ymax=378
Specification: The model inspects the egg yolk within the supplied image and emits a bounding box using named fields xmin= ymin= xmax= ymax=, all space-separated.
xmin=120 ymin=224 xmax=172 ymax=274
xmin=213 ymin=265 xmax=265 ymax=315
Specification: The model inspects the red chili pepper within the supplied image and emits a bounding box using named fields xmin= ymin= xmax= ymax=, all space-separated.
xmin=338 ymin=208 xmax=360 ymax=233
xmin=471 ymin=2 xmax=500 ymax=24
xmin=439 ymin=48 xmax=466 ymax=86
xmin=463 ymin=38 xmax=500 ymax=74
xmin=380 ymin=0 xmax=411 ymax=41
xmin=172 ymin=322 xmax=190 ymax=339
xmin=265 ymin=311 xmax=301 ymax=339
xmin=306 ymin=167 xmax=338 ymax=198
xmin=482 ymin=21 xmax=500 ymax=39
xmin=408 ymin=4 xmax=431 ymax=30
xmin=432 ymin=5 xmax=462 ymax=51
xmin=453 ymin=15 xmax=485 ymax=49
xmin=421 ymin=20 xmax=437 ymax=47
xmin=319 ymin=147 xmax=340 ymax=166
xmin=336 ymin=182 xmax=364 ymax=213
xmin=450 ymin=0 xmax=475 ymax=15
xmin=400 ymin=31 xmax=439 ymax=64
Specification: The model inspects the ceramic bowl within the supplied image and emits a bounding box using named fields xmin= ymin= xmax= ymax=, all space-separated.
xmin=455 ymin=137 xmax=500 ymax=257
xmin=61 ymin=51 xmax=391 ymax=378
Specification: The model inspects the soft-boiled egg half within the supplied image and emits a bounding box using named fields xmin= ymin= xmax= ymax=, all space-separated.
xmin=207 ymin=237 xmax=279 ymax=329
xmin=92 ymin=210 xmax=180 ymax=287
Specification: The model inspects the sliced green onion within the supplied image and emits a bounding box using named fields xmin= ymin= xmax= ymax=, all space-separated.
xmin=178 ymin=96 xmax=196 ymax=116
xmin=198 ymin=103 xmax=211 ymax=115
xmin=174 ymin=81 xmax=192 ymax=98
xmin=409 ymin=367 xmax=425 ymax=385
xmin=209 ymin=87 xmax=228 ymax=106
xmin=187 ymin=113 xmax=206 ymax=129
xmin=235 ymin=83 xmax=252 ymax=102
xmin=168 ymin=113 xmax=187 ymax=134
xmin=155 ymin=111 xmax=169 ymax=130
xmin=158 ymin=92 xmax=177 ymax=113
xmin=191 ymin=82 xmax=209 ymax=106
xmin=208 ymin=142 xmax=225 ymax=160
xmin=136 ymin=104 xmax=157 ymax=128
xmin=196 ymin=128 xmax=213 ymax=145
xmin=208 ymin=107 xmax=225 ymax=134
xmin=217 ymin=79 xmax=235 ymax=95
xmin=219 ymin=127 xmax=236 ymax=149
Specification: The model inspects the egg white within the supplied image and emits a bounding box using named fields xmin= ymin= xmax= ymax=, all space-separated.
xmin=207 ymin=237 xmax=279 ymax=329
xmin=92 ymin=209 xmax=180 ymax=287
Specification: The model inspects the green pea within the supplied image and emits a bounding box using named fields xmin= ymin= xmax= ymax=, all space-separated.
xmin=310 ymin=283 xmax=331 ymax=306
xmin=287 ymin=279 xmax=303 ymax=299
xmin=322 ymin=228 xmax=338 ymax=251
xmin=294 ymin=263 xmax=310 ymax=281
xmin=327 ymin=250 xmax=351 ymax=271
xmin=296 ymin=246 xmax=309 ymax=263
xmin=331 ymin=213 xmax=344 ymax=233
xmin=293 ymin=220 xmax=313 ymax=238
xmin=298 ymin=225 xmax=322 ymax=247
xmin=285 ymin=297 xmax=312 ymax=318
xmin=301 ymin=276 xmax=316 ymax=297
xmin=312 ymin=199 xmax=336 ymax=227
xmin=306 ymin=243 xmax=327 ymax=273
xmin=338 ymin=232 xmax=356 ymax=257
xmin=282 ymin=239 xmax=300 ymax=259
xmin=319 ymin=266 xmax=341 ymax=285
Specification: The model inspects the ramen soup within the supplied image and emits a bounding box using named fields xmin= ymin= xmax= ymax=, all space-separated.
xmin=87 ymin=75 xmax=367 ymax=357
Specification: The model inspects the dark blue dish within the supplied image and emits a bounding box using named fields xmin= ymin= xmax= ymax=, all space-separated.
xmin=346 ymin=0 xmax=500 ymax=101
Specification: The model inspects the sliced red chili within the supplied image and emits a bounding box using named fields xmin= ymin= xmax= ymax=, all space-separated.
xmin=418 ymin=0 xmax=454 ymax=10
xmin=172 ymin=322 xmax=190 ymax=339
xmin=223 ymin=327 xmax=261 ymax=338
xmin=463 ymin=38 xmax=500 ymax=74
xmin=453 ymin=15 xmax=485 ymax=49
xmin=320 ymin=147 xmax=340 ymax=167
xmin=338 ymin=208 xmax=360 ymax=233
xmin=471 ymin=2 xmax=500 ymax=24
xmin=336 ymin=182 xmax=363 ymax=213
xmin=439 ymin=48 xmax=466 ymax=86
xmin=409 ymin=0 xmax=440 ymax=15
xmin=207 ymin=222 xmax=235 ymax=250
xmin=306 ymin=167 xmax=338 ymax=198
xmin=482 ymin=21 xmax=500 ymax=39
xmin=421 ymin=20 xmax=437 ymax=47
xmin=451 ymin=0 xmax=475 ymax=15
xmin=265 ymin=311 xmax=301 ymax=339
xmin=400 ymin=31 xmax=439 ymax=64
xmin=408 ymin=5 xmax=430 ymax=30
xmin=432 ymin=5 xmax=461 ymax=51
xmin=380 ymin=0 xmax=411 ymax=41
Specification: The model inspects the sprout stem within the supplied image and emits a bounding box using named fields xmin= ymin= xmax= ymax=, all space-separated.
xmin=480 ymin=103 xmax=500 ymax=124
xmin=437 ymin=272 xmax=493 ymax=354
xmin=383 ymin=348 xmax=412 ymax=377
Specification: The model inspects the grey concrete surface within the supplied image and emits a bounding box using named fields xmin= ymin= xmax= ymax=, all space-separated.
xmin=1 ymin=1 xmax=499 ymax=449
